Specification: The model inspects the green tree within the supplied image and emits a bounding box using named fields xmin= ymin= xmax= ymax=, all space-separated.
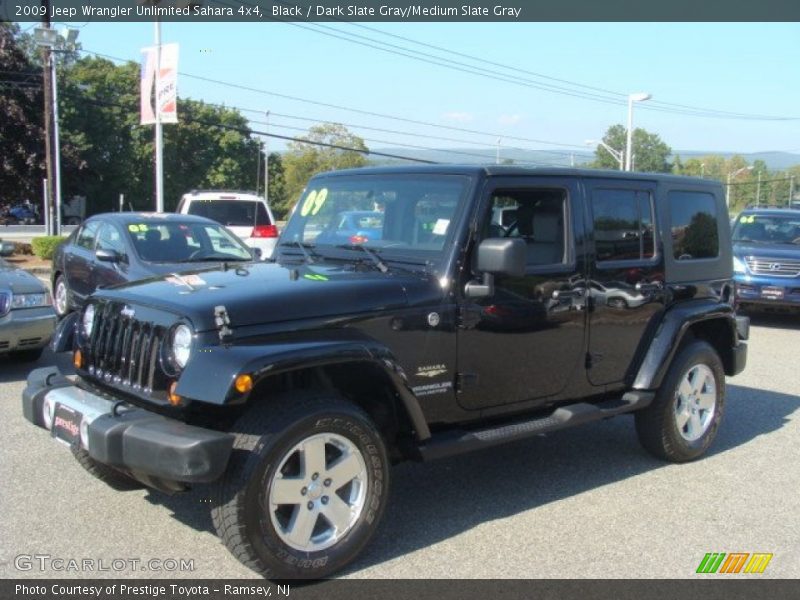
xmin=58 ymin=56 xmax=263 ymax=213
xmin=0 ymin=23 xmax=44 ymax=202
xmin=590 ymin=124 xmax=672 ymax=173
xmin=282 ymin=123 xmax=368 ymax=212
xmin=265 ymin=151 xmax=287 ymax=218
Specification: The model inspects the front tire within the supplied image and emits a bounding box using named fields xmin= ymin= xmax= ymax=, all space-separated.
xmin=635 ymin=340 xmax=725 ymax=462
xmin=212 ymin=393 xmax=389 ymax=579
xmin=53 ymin=275 xmax=70 ymax=317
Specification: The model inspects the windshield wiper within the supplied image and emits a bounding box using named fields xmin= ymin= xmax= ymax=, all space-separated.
xmin=335 ymin=244 xmax=389 ymax=273
xmin=279 ymin=240 xmax=318 ymax=264
xmin=184 ymin=255 xmax=248 ymax=262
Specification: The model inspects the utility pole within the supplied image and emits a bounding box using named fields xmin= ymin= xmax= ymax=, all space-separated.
xmin=789 ymin=176 xmax=795 ymax=207
xmin=264 ymin=110 xmax=270 ymax=203
xmin=40 ymin=0 xmax=55 ymax=235
xmin=496 ymin=138 xmax=501 ymax=165
xmin=756 ymin=171 xmax=762 ymax=206
xmin=255 ymin=144 xmax=261 ymax=195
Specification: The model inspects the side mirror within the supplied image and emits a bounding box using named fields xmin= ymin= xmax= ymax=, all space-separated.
xmin=465 ymin=238 xmax=526 ymax=298
xmin=251 ymin=247 xmax=263 ymax=260
xmin=95 ymin=249 xmax=119 ymax=263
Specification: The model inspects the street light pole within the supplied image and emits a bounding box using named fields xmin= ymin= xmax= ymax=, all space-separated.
xmin=625 ymin=92 xmax=651 ymax=172
xmin=726 ymin=166 xmax=754 ymax=211
xmin=154 ymin=18 xmax=164 ymax=212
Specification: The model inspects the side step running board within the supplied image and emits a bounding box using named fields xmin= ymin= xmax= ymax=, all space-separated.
xmin=418 ymin=391 xmax=654 ymax=461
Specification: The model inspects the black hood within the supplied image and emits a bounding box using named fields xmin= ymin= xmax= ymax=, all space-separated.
xmin=95 ymin=261 xmax=435 ymax=331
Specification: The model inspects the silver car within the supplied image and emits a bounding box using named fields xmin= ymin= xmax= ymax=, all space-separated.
xmin=0 ymin=258 xmax=56 ymax=361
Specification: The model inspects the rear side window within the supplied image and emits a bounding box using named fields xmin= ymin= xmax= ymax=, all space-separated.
xmin=669 ymin=191 xmax=719 ymax=260
xmin=187 ymin=200 xmax=272 ymax=226
xmin=592 ymin=189 xmax=655 ymax=262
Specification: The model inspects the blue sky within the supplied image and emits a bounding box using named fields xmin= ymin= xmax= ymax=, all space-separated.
xmin=62 ymin=22 xmax=800 ymax=159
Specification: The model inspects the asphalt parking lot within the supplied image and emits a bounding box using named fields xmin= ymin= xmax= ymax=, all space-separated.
xmin=1 ymin=313 xmax=798 ymax=580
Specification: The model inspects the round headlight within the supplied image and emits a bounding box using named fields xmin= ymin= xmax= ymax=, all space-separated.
xmin=82 ymin=304 xmax=96 ymax=337
xmin=171 ymin=324 xmax=192 ymax=369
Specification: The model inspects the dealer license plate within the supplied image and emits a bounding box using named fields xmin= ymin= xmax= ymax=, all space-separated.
xmin=761 ymin=286 xmax=784 ymax=300
xmin=52 ymin=403 xmax=82 ymax=446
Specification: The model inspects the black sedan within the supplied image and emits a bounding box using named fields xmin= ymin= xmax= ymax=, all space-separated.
xmin=52 ymin=212 xmax=254 ymax=317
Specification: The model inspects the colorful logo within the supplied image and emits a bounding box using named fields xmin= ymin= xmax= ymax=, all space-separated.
xmin=696 ymin=552 xmax=773 ymax=574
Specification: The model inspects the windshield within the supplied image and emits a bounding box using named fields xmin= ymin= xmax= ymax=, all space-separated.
xmin=127 ymin=221 xmax=253 ymax=262
xmin=278 ymin=174 xmax=472 ymax=265
xmin=732 ymin=213 xmax=800 ymax=245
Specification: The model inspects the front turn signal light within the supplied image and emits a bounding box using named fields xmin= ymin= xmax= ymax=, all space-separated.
xmin=73 ymin=349 xmax=83 ymax=369
xmin=168 ymin=381 xmax=182 ymax=406
xmin=234 ymin=374 xmax=253 ymax=394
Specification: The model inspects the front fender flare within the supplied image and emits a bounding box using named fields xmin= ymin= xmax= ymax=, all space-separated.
xmin=176 ymin=338 xmax=431 ymax=441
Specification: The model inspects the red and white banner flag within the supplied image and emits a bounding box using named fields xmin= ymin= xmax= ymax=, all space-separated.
xmin=140 ymin=47 xmax=156 ymax=125
xmin=140 ymin=43 xmax=179 ymax=125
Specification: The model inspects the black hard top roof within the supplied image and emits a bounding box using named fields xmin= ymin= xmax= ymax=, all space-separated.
xmin=312 ymin=164 xmax=721 ymax=186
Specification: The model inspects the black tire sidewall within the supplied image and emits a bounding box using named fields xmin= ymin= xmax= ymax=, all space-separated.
xmin=654 ymin=341 xmax=725 ymax=461
xmin=241 ymin=407 xmax=388 ymax=578
xmin=54 ymin=276 xmax=69 ymax=317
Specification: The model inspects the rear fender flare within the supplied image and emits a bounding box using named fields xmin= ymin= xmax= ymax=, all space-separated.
xmin=633 ymin=300 xmax=737 ymax=390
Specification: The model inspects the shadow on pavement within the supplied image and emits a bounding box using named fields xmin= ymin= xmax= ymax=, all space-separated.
xmin=744 ymin=311 xmax=800 ymax=331
xmin=0 ymin=347 xmax=74 ymax=384
xmin=142 ymin=383 xmax=799 ymax=575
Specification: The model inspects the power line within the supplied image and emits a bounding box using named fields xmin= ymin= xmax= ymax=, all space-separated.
xmin=285 ymin=21 xmax=797 ymax=121
xmin=79 ymin=48 xmax=592 ymax=150
xmin=341 ymin=22 xmax=798 ymax=121
xmin=59 ymin=90 xmax=438 ymax=164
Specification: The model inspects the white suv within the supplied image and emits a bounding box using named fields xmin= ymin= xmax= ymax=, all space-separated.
xmin=176 ymin=191 xmax=279 ymax=259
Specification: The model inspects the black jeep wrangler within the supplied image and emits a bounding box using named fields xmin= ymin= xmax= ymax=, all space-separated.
xmin=24 ymin=166 xmax=749 ymax=579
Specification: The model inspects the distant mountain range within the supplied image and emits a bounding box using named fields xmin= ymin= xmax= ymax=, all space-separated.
xmin=367 ymin=148 xmax=800 ymax=171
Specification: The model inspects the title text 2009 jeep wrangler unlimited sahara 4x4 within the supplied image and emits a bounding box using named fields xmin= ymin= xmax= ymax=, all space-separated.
xmin=24 ymin=166 xmax=748 ymax=579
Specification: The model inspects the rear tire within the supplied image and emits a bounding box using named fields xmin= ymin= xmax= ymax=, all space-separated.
xmin=211 ymin=393 xmax=389 ymax=579
xmin=71 ymin=446 xmax=145 ymax=490
xmin=635 ymin=340 xmax=725 ymax=462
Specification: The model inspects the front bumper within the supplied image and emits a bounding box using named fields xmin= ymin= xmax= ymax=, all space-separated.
xmin=0 ymin=307 xmax=56 ymax=354
xmin=22 ymin=367 xmax=234 ymax=485
xmin=734 ymin=274 xmax=800 ymax=309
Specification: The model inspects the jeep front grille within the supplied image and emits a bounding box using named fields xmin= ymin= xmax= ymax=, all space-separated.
xmin=745 ymin=257 xmax=800 ymax=278
xmin=85 ymin=303 xmax=167 ymax=395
